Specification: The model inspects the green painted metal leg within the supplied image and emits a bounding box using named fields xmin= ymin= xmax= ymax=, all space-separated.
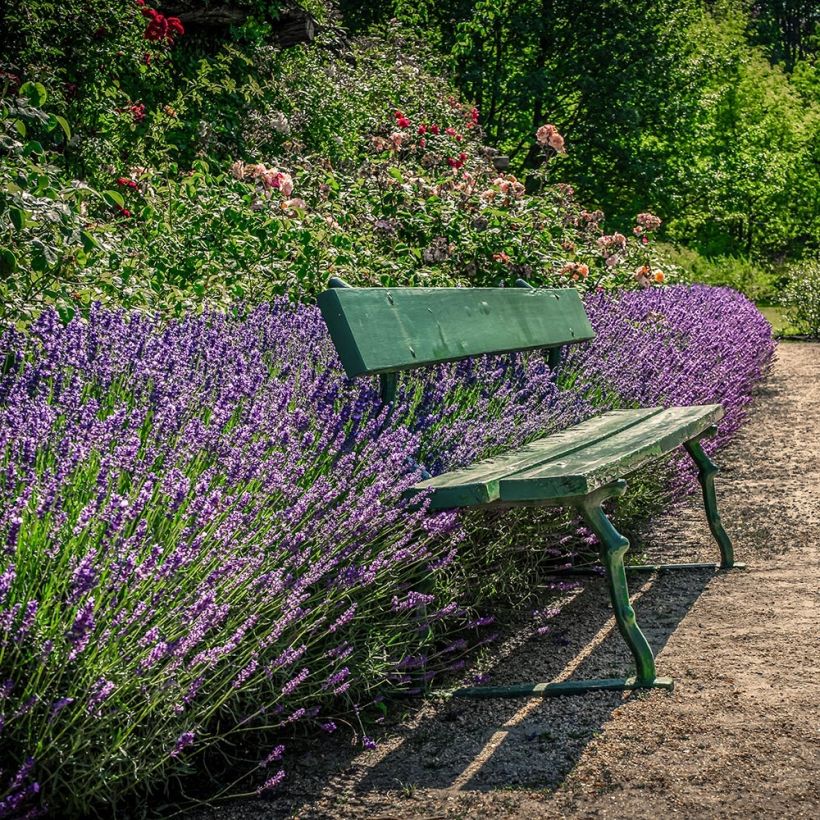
xmin=453 ymin=481 xmax=675 ymax=700
xmin=683 ymin=428 xmax=737 ymax=570
xmin=577 ymin=480 xmax=658 ymax=685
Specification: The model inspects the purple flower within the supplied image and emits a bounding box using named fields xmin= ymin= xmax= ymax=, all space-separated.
xmin=322 ymin=667 xmax=350 ymax=690
xmin=87 ymin=678 xmax=116 ymax=715
xmin=50 ymin=697 xmax=74 ymax=718
xmin=170 ymin=731 xmax=196 ymax=758
xmin=0 ymin=564 xmax=15 ymax=605
xmin=281 ymin=668 xmax=310 ymax=696
xmin=391 ymin=592 xmax=435 ymax=613
xmin=328 ymin=603 xmax=357 ymax=632
xmin=257 ymin=769 xmax=285 ymax=793
xmin=66 ymin=598 xmax=95 ymax=660
xmin=262 ymin=744 xmax=285 ymax=766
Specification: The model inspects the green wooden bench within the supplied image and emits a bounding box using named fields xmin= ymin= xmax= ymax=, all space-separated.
xmin=318 ymin=278 xmax=741 ymax=698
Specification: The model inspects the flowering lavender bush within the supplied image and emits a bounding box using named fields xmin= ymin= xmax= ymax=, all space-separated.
xmin=571 ymin=285 xmax=775 ymax=465
xmin=0 ymin=286 xmax=773 ymax=816
xmin=0 ymin=299 xmax=590 ymax=815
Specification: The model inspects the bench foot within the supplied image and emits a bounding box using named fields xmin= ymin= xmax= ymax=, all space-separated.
xmin=683 ymin=427 xmax=736 ymax=569
xmin=624 ymin=561 xmax=746 ymax=572
xmin=557 ymin=561 xmax=742 ymax=575
xmin=453 ymin=675 xmax=674 ymax=699
xmin=577 ymin=480 xmax=659 ymax=685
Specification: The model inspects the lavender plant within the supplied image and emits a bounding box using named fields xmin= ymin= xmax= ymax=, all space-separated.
xmin=0 ymin=286 xmax=773 ymax=816
xmin=0 ymin=299 xmax=588 ymax=816
xmin=572 ymin=285 xmax=776 ymax=461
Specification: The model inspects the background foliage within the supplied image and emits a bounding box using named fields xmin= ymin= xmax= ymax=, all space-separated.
xmin=348 ymin=0 xmax=819 ymax=265
xmin=0 ymin=0 xmax=789 ymax=815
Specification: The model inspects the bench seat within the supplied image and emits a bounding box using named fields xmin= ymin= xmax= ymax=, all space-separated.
xmin=411 ymin=404 xmax=724 ymax=510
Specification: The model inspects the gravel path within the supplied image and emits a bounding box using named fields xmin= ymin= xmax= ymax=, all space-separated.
xmin=193 ymin=342 xmax=819 ymax=819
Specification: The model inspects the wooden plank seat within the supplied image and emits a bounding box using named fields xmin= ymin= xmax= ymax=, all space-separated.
xmin=318 ymin=278 xmax=740 ymax=699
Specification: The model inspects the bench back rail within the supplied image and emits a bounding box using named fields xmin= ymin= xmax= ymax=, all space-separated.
xmin=318 ymin=278 xmax=595 ymax=401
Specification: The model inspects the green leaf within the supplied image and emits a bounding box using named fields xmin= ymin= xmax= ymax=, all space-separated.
xmin=103 ymin=190 xmax=125 ymax=208
xmin=9 ymin=208 xmax=25 ymax=230
xmin=19 ymin=81 xmax=47 ymax=107
xmin=32 ymin=239 xmax=58 ymax=267
xmin=22 ymin=141 xmax=44 ymax=156
xmin=388 ymin=167 xmax=404 ymax=183
xmin=53 ymin=115 xmax=71 ymax=141
xmin=81 ymin=230 xmax=100 ymax=252
xmin=0 ymin=248 xmax=17 ymax=276
xmin=13 ymin=119 xmax=26 ymax=138
xmin=57 ymin=305 xmax=75 ymax=324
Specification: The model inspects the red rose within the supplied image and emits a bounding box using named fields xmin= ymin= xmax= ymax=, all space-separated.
xmin=128 ymin=103 xmax=146 ymax=123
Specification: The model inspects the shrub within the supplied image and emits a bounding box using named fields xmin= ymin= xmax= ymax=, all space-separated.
xmin=0 ymin=299 xmax=589 ymax=816
xmin=1 ymin=90 xmax=669 ymax=326
xmin=0 ymin=286 xmax=774 ymax=815
xmin=661 ymin=243 xmax=783 ymax=304
xmin=780 ymin=257 xmax=820 ymax=337
xmin=569 ymin=285 xmax=776 ymax=502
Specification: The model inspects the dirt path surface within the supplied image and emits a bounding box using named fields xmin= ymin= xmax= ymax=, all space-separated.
xmin=195 ymin=342 xmax=819 ymax=820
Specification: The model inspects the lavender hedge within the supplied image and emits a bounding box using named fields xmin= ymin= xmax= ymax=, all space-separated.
xmin=0 ymin=286 xmax=773 ymax=816
xmin=571 ymin=285 xmax=775 ymax=491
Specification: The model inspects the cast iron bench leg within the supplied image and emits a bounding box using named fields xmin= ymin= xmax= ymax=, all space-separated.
xmin=577 ymin=480 xmax=671 ymax=690
xmin=453 ymin=480 xmax=673 ymax=698
xmin=683 ymin=426 xmax=741 ymax=570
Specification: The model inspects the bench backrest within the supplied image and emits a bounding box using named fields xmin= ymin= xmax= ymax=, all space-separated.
xmin=318 ymin=282 xmax=595 ymax=385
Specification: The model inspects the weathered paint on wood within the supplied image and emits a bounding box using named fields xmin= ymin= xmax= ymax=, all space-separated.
xmin=317 ymin=286 xmax=595 ymax=379
xmin=409 ymin=408 xmax=664 ymax=509
xmin=499 ymin=404 xmax=724 ymax=502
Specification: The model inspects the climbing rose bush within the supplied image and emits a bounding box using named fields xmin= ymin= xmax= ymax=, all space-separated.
xmin=0 ymin=286 xmax=773 ymax=816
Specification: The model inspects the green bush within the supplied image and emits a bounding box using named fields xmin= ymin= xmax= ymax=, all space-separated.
xmin=781 ymin=257 xmax=820 ymax=337
xmin=1 ymin=76 xmax=671 ymax=325
xmin=659 ymin=243 xmax=783 ymax=304
xmin=0 ymin=83 xmax=110 ymax=326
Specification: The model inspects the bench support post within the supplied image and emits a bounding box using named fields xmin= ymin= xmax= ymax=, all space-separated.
xmin=683 ymin=427 xmax=736 ymax=570
xmin=577 ymin=480 xmax=662 ymax=686
xmin=453 ymin=481 xmax=673 ymax=699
